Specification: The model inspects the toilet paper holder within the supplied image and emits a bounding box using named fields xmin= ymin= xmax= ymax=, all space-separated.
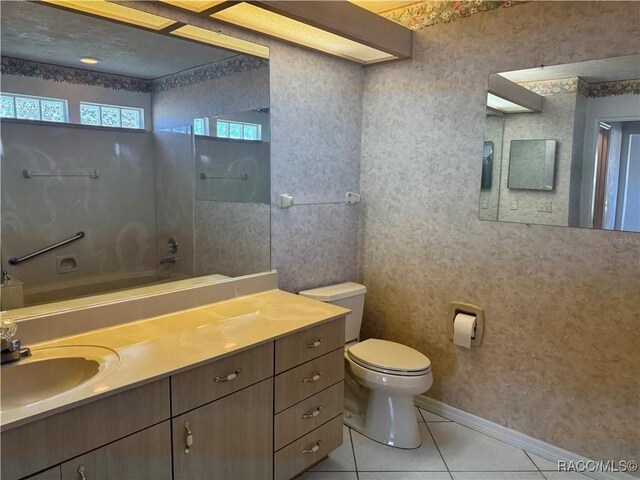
xmin=447 ymin=302 xmax=485 ymax=347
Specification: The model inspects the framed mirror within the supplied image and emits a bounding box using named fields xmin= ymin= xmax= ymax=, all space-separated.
xmin=479 ymin=54 xmax=640 ymax=231
xmin=0 ymin=2 xmax=270 ymax=310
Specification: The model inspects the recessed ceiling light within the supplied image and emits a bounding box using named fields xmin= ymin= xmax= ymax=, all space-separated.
xmin=79 ymin=57 xmax=102 ymax=65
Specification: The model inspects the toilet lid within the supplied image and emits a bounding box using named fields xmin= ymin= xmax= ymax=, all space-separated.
xmin=347 ymin=339 xmax=430 ymax=373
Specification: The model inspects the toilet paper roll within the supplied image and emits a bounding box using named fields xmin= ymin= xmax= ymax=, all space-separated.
xmin=453 ymin=313 xmax=477 ymax=348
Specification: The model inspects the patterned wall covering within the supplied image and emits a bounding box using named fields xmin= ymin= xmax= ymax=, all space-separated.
xmin=360 ymin=0 xmax=639 ymax=466
xmin=382 ymin=0 xmax=527 ymax=30
xmin=519 ymin=77 xmax=639 ymax=97
xmin=0 ymin=55 xmax=268 ymax=93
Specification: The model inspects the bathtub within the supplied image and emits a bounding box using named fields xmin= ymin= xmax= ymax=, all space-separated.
xmin=21 ymin=271 xmax=191 ymax=307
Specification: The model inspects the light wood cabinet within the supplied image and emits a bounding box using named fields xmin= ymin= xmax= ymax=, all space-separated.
xmin=274 ymin=382 xmax=344 ymax=450
xmin=171 ymin=342 xmax=274 ymax=415
xmin=274 ymin=348 xmax=344 ymax=412
xmin=24 ymin=468 xmax=60 ymax=480
xmin=60 ymin=422 xmax=172 ymax=480
xmin=274 ymin=415 xmax=343 ymax=480
xmin=172 ymin=378 xmax=273 ymax=480
xmin=1 ymin=379 xmax=170 ymax=480
xmin=275 ymin=318 xmax=345 ymax=373
xmin=3 ymin=316 xmax=346 ymax=480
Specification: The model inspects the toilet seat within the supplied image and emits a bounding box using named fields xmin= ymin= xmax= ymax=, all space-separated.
xmin=346 ymin=339 xmax=431 ymax=377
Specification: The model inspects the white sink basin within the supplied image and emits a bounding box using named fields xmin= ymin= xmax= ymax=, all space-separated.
xmin=1 ymin=345 xmax=120 ymax=411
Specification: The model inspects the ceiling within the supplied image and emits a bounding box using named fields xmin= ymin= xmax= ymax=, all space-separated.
xmin=500 ymin=54 xmax=640 ymax=84
xmin=0 ymin=1 xmax=238 ymax=79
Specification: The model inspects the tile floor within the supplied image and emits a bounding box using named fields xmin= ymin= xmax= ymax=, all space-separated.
xmin=299 ymin=408 xmax=591 ymax=480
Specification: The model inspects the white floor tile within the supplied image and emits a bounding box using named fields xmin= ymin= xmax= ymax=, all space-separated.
xmin=452 ymin=473 xmax=544 ymax=480
xmin=360 ymin=472 xmax=452 ymax=480
xmin=297 ymin=472 xmax=358 ymax=480
xmin=352 ymin=423 xmax=448 ymax=472
xmin=310 ymin=426 xmax=356 ymax=472
xmin=428 ymin=422 xmax=537 ymax=472
xmin=542 ymin=473 xmax=591 ymax=479
xmin=418 ymin=408 xmax=451 ymax=422
xmin=526 ymin=452 xmax=562 ymax=471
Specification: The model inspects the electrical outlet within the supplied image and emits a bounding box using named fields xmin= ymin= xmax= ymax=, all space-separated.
xmin=510 ymin=198 xmax=519 ymax=210
xmin=537 ymin=200 xmax=553 ymax=213
xmin=481 ymin=199 xmax=489 ymax=209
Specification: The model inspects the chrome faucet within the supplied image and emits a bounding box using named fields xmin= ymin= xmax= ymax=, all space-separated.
xmin=159 ymin=257 xmax=179 ymax=265
xmin=1 ymin=319 xmax=31 ymax=365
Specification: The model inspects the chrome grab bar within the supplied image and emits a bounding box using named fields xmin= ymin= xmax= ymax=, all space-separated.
xmin=200 ymin=173 xmax=248 ymax=181
xmin=23 ymin=169 xmax=99 ymax=179
xmin=8 ymin=231 xmax=85 ymax=265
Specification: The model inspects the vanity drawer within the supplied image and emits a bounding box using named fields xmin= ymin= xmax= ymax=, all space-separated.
xmin=171 ymin=342 xmax=273 ymax=415
xmin=275 ymin=317 xmax=345 ymax=373
xmin=274 ymin=381 xmax=344 ymax=450
xmin=274 ymin=415 xmax=343 ymax=480
xmin=1 ymin=379 xmax=170 ymax=480
xmin=275 ymin=348 xmax=344 ymax=413
xmin=60 ymin=421 xmax=171 ymax=480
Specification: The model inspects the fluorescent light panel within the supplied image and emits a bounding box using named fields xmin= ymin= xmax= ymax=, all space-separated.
xmin=212 ymin=3 xmax=396 ymax=64
xmin=170 ymin=25 xmax=270 ymax=59
xmin=159 ymin=0 xmax=227 ymax=13
xmin=487 ymin=93 xmax=533 ymax=113
xmin=42 ymin=1 xmax=177 ymax=30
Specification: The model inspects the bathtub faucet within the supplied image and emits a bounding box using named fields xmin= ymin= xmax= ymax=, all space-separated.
xmin=159 ymin=257 xmax=179 ymax=265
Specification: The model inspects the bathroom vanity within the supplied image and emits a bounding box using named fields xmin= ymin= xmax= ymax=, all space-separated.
xmin=0 ymin=284 xmax=348 ymax=480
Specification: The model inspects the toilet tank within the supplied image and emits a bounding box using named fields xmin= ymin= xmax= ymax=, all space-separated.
xmin=299 ymin=282 xmax=367 ymax=343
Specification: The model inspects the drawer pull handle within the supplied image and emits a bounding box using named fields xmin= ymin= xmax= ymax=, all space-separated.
xmin=184 ymin=421 xmax=193 ymax=454
xmin=302 ymin=371 xmax=322 ymax=383
xmin=214 ymin=367 xmax=242 ymax=383
xmin=302 ymin=406 xmax=323 ymax=419
xmin=302 ymin=441 xmax=321 ymax=454
xmin=77 ymin=465 xmax=87 ymax=480
xmin=304 ymin=338 xmax=322 ymax=349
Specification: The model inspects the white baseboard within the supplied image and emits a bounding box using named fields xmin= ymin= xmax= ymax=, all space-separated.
xmin=415 ymin=395 xmax=638 ymax=480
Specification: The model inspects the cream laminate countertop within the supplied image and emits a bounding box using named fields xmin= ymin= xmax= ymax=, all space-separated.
xmin=0 ymin=289 xmax=349 ymax=431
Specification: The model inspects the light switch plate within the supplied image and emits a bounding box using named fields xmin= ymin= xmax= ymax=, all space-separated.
xmin=510 ymin=198 xmax=519 ymax=210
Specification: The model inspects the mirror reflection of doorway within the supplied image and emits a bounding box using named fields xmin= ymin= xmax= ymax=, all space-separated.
xmin=592 ymin=120 xmax=640 ymax=230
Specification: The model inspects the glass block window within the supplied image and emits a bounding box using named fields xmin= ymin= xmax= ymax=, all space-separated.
xmin=80 ymin=102 xmax=143 ymax=129
xmin=193 ymin=117 xmax=210 ymax=136
xmin=0 ymin=93 xmax=68 ymax=122
xmin=216 ymin=120 xmax=261 ymax=141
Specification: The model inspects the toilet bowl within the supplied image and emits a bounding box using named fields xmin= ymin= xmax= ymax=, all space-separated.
xmin=299 ymin=283 xmax=433 ymax=449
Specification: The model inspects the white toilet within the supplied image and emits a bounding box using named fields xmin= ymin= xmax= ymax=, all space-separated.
xmin=299 ymin=282 xmax=433 ymax=449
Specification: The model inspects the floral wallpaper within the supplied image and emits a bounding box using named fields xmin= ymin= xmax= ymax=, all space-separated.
xmin=589 ymin=78 xmax=640 ymax=97
xmin=1 ymin=56 xmax=150 ymax=93
xmin=1 ymin=55 xmax=267 ymax=94
xmin=519 ymin=77 xmax=640 ymax=98
xmin=382 ymin=0 xmax=528 ymax=30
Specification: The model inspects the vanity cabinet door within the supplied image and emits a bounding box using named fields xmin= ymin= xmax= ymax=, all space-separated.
xmin=173 ymin=378 xmax=273 ymax=480
xmin=60 ymin=422 xmax=171 ymax=480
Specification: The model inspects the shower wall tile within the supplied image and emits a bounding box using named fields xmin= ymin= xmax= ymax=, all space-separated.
xmin=359 ymin=1 xmax=639 ymax=466
xmin=194 ymin=201 xmax=270 ymax=278
xmin=1 ymin=122 xmax=157 ymax=290
xmin=153 ymin=131 xmax=195 ymax=277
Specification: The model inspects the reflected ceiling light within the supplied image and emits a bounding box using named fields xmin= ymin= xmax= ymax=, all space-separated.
xmin=486 ymin=93 xmax=533 ymax=113
xmin=78 ymin=57 xmax=102 ymax=65
xmin=159 ymin=0 xmax=227 ymax=13
xmin=42 ymin=1 xmax=177 ymax=30
xmin=211 ymin=2 xmax=405 ymax=65
xmin=170 ymin=25 xmax=269 ymax=59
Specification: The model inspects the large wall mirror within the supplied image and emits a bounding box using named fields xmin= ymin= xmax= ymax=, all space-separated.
xmin=479 ymin=54 xmax=640 ymax=232
xmin=0 ymin=2 xmax=270 ymax=310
